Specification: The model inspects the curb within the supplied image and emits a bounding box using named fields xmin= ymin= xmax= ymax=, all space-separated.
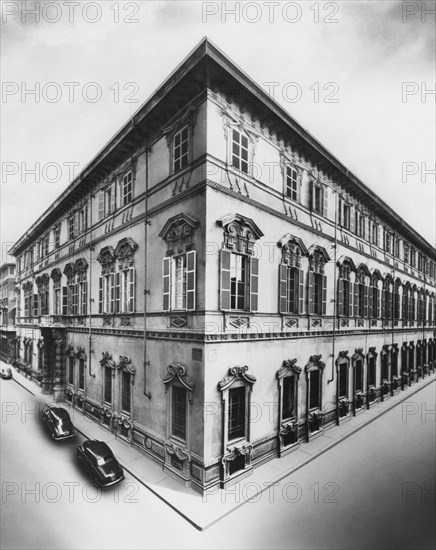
xmin=6 ymin=368 xmax=436 ymax=531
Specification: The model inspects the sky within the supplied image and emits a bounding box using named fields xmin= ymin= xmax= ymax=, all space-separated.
xmin=1 ymin=0 xmax=435 ymax=262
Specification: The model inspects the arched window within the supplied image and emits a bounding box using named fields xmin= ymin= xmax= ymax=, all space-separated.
xmin=217 ymin=214 xmax=263 ymax=312
xmin=218 ymin=366 xmax=256 ymax=483
xmin=277 ymin=235 xmax=309 ymax=315
xmin=308 ymin=246 xmax=330 ymax=316
xmin=382 ymin=274 xmax=393 ymax=320
xmin=369 ymin=271 xmax=382 ymax=319
xmin=276 ymin=359 xmax=302 ymax=452
xmin=337 ymin=257 xmax=356 ymax=317
xmin=355 ymin=264 xmax=370 ymax=317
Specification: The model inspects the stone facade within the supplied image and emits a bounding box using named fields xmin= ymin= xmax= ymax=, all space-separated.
xmin=10 ymin=38 xmax=436 ymax=493
xmin=0 ymin=262 xmax=16 ymax=362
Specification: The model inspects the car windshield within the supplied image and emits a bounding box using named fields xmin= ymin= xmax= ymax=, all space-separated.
xmin=96 ymin=456 xmax=113 ymax=466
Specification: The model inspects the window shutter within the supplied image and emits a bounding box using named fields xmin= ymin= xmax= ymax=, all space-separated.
xmin=376 ymin=288 xmax=380 ymax=318
xmin=250 ymin=257 xmax=259 ymax=312
xmin=338 ymin=199 xmax=342 ymax=226
xmin=369 ymin=285 xmax=373 ymax=318
xmin=220 ymin=250 xmax=231 ymax=311
xmin=338 ymin=278 xmax=343 ymax=316
xmin=74 ymin=213 xmax=79 ymax=238
xmin=354 ymin=283 xmax=359 ymax=316
xmin=110 ymin=185 xmax=116 ymax=213
xmin=402 ymin=292 xmax=406 ymax=321
xmin=377 ymin=225 xmax=382 ymax=248
xmin=387 ymin=291 xmax=392 ymax=320
xmin=129 ymin=268 xmax=135 ymax=313
xmin=363 ymin=285 xmax=368 ymax=317
xmin=33 ymin=294 xmax=39 ymax=317
xmin=322 ymin=275 xmax=327 ymax=315
xmin=323 ymin=187 xmax=328 ymax=218
xmin=279 ymin=264 xmax=287 ymax=313
xmin=110 ymin=273 xmax=115 ymax=314
xmin=186 ymin=250 xmax=196 ymax=311
xmin=98 ymin=191 xmax=105 ymax=220
xmin=308 ymin=272 xmax=314 ymax=314
xmin=298 ymin=269 xmax=305 ymax=314
xmin=115 ymin=272 xmax=120 ymax=313
xmin=83 ymin=282 xmax=87 ymax=315
xmin=163 ymin=257 xmax=171 ymax=311
xmin=349 ymin=206 xmax=355 ymax=233
xmin=309 ymin=182 xmax=314 ymax=211
xmin=381 ymin=288 xmax=385 ymax=319
xmin=98 ymin=277 xmax=103 ymax=314
xmin=62 ymin=287 xmax=68 ymax=315
xmin=349 ymin=281 xmax=353 ymax=316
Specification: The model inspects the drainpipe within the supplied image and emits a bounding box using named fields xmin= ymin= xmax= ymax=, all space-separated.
xmin=328 ymin=184 xmax=338 ymax=384
xmin=143 ymin=146 xmax=151 ymax=398
xmin=88 ymin=189 xmax=95 ymax=378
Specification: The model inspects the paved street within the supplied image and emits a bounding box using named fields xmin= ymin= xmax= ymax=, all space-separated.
xmin=1 ymin=376 xmax=435 ymax=549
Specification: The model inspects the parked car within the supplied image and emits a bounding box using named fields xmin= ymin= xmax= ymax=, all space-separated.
xmin=76 ymin=440 xmax=124 ymax=487
xmin=42 ymin=404 xmax=76 ymax=440
xmin=0 ymin=367 xmax=13 ymax=380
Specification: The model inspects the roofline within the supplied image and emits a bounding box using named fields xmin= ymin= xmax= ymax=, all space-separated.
xmin=9 ymin=37 xmax=435 ymax=258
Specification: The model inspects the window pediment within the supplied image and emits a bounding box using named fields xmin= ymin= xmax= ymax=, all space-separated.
xmin=218 ymin=365 xmax=256 ymax=391
xmin=100 ymin=351 xmax=116 ymax=369
xmin=336 ymin=350 xmax=350 ymax=366
xmin=163 ymin=363 xmax=195 ymax=393
xmin=305 ymin=354 xmax=326 ymax=373
xmin=114 ymin=238 xmax=138 ymax=261
xmin=276 ymin=358 xmax=302 ymax=379
xmin=36 ymin=273 xmax=50 ymax=288
xmin=116 ymin=355 xmax=135 ymax=374
xmin=159 ymin=213 xmax=200 ymax=255
xmin=50 ymin=268 xmax=62 ymax=282
xmin=278 ymin=234 xmax=308 ymax=267
xmin=63 ymin=263 xmax=75 ymax=278
xmin=309 ymin=245 xmax=330 ymax=274
xmin=74 ymin=258 xmax=89 ymax=274
xmin=217 ymin=213 xmax=263 ymax=255
xmin=97 ymin=246 xmax=116 ymax=266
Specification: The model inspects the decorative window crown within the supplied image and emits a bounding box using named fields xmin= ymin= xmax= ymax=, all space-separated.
xmin=50 ymin=268 xmax=62 ymax=282
xmin=276 ymin=358 xmax=302 ymax=379
xmin=309 ymin=245 xmax=330 ymax=274
xmin=114 ymin=238 xmax=138 ymax=262
xmin=218 ymin=365 xmax=257 ymax=391
xmin=163 ymin=364 xmax=195 ymax=400
xmin=278 ymin=234 xmax=308 ymax=268
xmin=159 ymin=213 xmax=200 ymax=255
xmin=217 ymin=213 xmax=263 ymax=255
xmin=305 ymin=354 xmax=326 ymax=372
xmin=36 ymin=273 xmax=50 ymax=288
xmin=74 ymin=258 xmax=89 ymax=274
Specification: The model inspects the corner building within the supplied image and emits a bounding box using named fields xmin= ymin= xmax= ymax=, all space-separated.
xmin=11 ymin=39 xmax=436 ymax=493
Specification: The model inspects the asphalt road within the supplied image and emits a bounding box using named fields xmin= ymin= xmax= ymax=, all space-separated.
xmin=1 ymin=376 xmax=435 ymax=549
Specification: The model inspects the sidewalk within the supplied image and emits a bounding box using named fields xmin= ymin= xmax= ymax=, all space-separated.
xmin=2 ymin=359 xmax=435 ymax=531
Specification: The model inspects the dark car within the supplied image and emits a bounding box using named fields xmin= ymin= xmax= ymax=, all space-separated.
xmin=76 ymin=440 xmax=124 ymax=487
xmin=42 ymin=404 xmax=76 ymax=440
xmin=0 ymin=367 xmax=12 ymax=380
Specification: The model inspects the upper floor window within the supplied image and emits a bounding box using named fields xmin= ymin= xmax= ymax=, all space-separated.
xmin=218 ymin=214 xmax=263 ymax=313
xmin=54 ymin=225 xmax=60 ymax=249
xmin=173 ymin=126 xmax=189 ymax=173
xmin=278 ymin=235 xmax=308 ymax=315
xmin=371 ymin=222 xmax=378 ymax=245
xmin=339 ymin=200 xmax=351 ymax=230
xmin=311 ymin=183 xmax=326 ymax=216
xmin=121 ymin=267 xmax=135 ymax=314
xmin=231 ymin=129 xmax=249 ymax=174
xmin=369 ymin=272 xmax=381 ymax=318
xmin=122 ymin=171 xmax=133 ymax=206
xmin=121 ymin=371 xmax=131 ymax=413
xmin=79 ymin=205 xmax=88 ymax=233
xmin=285 ymin=166 xmax=299 ymax=201
xmin=163 ymin=363 xmax=195 ymax=445
xmin=308 ymin=246 xmax=329 ymax=316
xmin=354 ymin=266 xmax=369 ymax=317
xmin=160 ymin=214 xmax=199 ymax=313
xmin=68 ymin=215 xmax=76 ymax=241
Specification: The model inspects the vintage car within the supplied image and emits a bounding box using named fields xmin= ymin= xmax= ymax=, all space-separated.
xmin=0 ymin=367 xmax=12 ymax=380
xmin=42 ymin=404 xmax=76 ymax=440
xmin=76 ymin=440 xmax=124 ymax=487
